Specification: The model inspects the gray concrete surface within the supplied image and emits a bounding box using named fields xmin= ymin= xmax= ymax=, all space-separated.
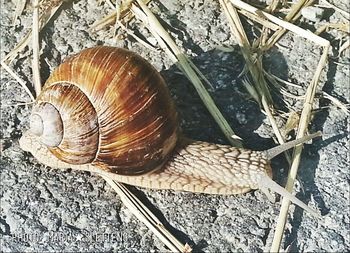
xmin=1 ymin=0 xmax=349 ymax=252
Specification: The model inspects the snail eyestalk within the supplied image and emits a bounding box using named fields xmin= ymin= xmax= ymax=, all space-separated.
xmin=30 ymin=102 xmax=63 ymax=147
xmin=257 ymin=131 xmax=322 ymax=217
xmin=257 ymin=174 xmax=320 ymax=218
xmin=264 ymin=131 xmax=322 ymax=160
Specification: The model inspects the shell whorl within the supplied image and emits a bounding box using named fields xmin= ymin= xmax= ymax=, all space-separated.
xmin=30 ymin=102 xmax=63 ymax=147
xmin=31 ymin=46 xmax=179 ymax=175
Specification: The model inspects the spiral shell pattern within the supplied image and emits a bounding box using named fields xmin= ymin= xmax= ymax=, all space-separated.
xmin=33 ymin=46 xmax=179 ymax=175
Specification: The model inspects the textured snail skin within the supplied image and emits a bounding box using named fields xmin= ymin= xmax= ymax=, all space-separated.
xmin=20 ymin=130 xmax=322 ymax=217
xmin=20 ymin=131 xmax=271 ymax=195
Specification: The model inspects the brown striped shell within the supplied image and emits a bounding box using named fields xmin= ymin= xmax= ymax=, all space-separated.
xmin=30 ymin=46 xmax=179 ymax=175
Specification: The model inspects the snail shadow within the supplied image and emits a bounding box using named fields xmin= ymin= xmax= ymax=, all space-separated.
xmin=161 ymin=47 xmax=269 ymax=147
xmin=160 ymin=46 xmax=329 ymax=251
xmin=136 ymin=47 xmax=274 ymax=251
xmin=162 ymin=46 xmax=297 ymax=158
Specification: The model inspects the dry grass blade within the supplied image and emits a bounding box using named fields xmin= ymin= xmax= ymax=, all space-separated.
xmin=242 ymin=78 xmax=261 ymax=105
xmin=220 ymin=0 xmax=285 ymax=148
xmin=258 ymin=0 xmax=314 ymax=49
xmin=284 ymin=111 xmax=300 ymax=135
xmin=231 ymin=0 xmax=328 ymax=47
xmin=2 ymin=101 xmax=35 ymax=107
xmin=315 ymin=22 xmax=350 ymax=35
xmin=220 ymin=1 xmax=271 ymax=102
xmin=1 ymin=32 xmax=31 ymax=66
xmin=265 ymin=0 xmax=280 ymax=13
xmin=12 ymin=0 xmax=27 ymax=24
xmin=222 ymin=0 xmax=332 ymax=251
xmin=130 ymin=4 xmax=177 ymax=62
xmin=117 ymin=21 xmax=158 ymax=51
xmin=237 ymin=9 xmax=280 ymax=31
xmin=101 ymin=175 xmax=192 ymax=253
xmin=270 ymin=44 xmax=330 ymax=252
xmin=0 ymin=62 xmax=35 ymax=101
xmin=265 ymin=70 xmax=350 ymax=114
xmin=1 ymin=0 xmax=62 ymax=104
xmin=89 ymin=0 xmax=151 ymax=33
xmin=264 ymin=0 xmax=316 ymax=50
xmin=321 ymin=91 xmax=349 ymax=114
xmin=32 ymin=0 xmax=41 ymax=96
xmin=237 ymin=0 xmax=316 ymax=51
xmin=338 ymin=39 xmax=350 ymax=56
xmin=89 ymin=9 xmax=118 ymax=32
xmin=187 ymin=59 xmax=215 ymax=90
xmin=223 ymin=0 xmax=332 ymax=160
xmin=319 ymin=0 xmax=350 ymax=20
xmin=132 ymin=0 xmax=243 ymax=147
xmin=1 ymin=3 xmax=62 ymax=65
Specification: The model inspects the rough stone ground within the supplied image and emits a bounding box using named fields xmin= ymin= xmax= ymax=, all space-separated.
xmin=0 ymin=0 xmax=349 ymax=252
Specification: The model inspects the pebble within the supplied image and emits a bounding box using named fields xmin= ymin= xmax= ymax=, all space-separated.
xmin=301 ymin=6 xmax=325 ymax=22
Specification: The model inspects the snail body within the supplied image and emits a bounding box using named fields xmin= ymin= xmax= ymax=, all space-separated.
xmin=21 ymin=46 xmax=320 ymax=215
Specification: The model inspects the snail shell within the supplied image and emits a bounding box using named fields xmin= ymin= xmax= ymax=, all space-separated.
xmin=30 ymin=46 xmax=178 ymax=175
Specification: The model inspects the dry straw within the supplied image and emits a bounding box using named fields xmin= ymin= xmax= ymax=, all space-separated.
xmin=102 ymin=175 xmax=192 ymax=253
xmin=131 ymin=0 xmax=243 ymax=148
xmin=3 ymin=0 xmax=347 ymax=252
xmin=223 ymin=0 xmax=331 ymax=251
xmin=32 ymin=0 xmax=41 ymax=96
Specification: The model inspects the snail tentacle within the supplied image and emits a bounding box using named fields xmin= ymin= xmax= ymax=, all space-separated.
xmin=256 ymin=174 xmax=320 ymax=217
xmin=264 ymin=131 xmax=321 ymax=160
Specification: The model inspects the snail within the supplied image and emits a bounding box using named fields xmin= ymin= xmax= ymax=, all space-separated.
xmin=20 ymin=46 xmax=321 ymax=216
